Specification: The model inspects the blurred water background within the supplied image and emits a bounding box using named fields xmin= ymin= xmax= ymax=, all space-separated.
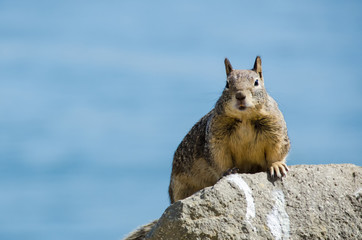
xmin=0 ymin=0 xmax=361 ymax=239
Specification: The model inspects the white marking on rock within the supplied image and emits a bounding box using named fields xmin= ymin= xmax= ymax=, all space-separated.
xmin=226 ymin=174 xmax=255 ymax=229
xmin=267 ymin=189 xmax=290 ymax=240
xmin=353 ymin=187 xmax=362 ymax=198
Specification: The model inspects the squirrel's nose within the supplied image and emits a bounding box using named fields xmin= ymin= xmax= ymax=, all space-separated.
xmin=235 ymin=91 xmax=246 ymax=101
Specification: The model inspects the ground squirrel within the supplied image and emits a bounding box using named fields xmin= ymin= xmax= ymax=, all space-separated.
xmin=124 ymin=56 xmax=290 ymax=240
xmin=169 ymin=56 xmax=290 ymax=203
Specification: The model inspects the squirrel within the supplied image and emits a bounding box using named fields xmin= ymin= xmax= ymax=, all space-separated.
xmin=168 ymin=56 xmax=290 ymax=203
xmin=124 ymin=56 xmax=290 ymax=239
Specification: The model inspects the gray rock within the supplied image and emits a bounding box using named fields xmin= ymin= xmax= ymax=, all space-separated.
xmin=146 ymin=164 xmax=361 ymax=240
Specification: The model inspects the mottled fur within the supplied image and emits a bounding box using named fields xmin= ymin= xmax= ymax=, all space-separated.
xmin=169 ymin=56 xmax=290 ymax=203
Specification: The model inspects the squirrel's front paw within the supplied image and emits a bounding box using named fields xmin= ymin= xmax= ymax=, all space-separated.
xmin=269 ymin=162 xmax=289 ymax=179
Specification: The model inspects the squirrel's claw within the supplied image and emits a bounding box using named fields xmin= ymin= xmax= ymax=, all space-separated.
xmin=270 ymin=162 xmax=288 ymax=179
xmin=270 ymin=166 xmax=275 ymax=178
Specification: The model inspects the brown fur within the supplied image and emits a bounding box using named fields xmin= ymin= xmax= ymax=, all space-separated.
xmin=169 ymin=56 xmax=290 ymax=203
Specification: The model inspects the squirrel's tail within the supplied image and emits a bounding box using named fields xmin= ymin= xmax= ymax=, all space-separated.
xmin=123 ymin=220 xmax=158 ymax=240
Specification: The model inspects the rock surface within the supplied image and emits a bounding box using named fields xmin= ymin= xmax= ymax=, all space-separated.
xmin=146 ymin=164 xmax=361 ymax=240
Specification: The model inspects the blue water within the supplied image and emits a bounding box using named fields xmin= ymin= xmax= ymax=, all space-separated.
xmin=0 ymin=1 xmax=361 ymax=239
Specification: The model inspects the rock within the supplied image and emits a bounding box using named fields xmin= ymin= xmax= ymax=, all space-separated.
xmin=146 ymin=164 xmax=361 ymax=240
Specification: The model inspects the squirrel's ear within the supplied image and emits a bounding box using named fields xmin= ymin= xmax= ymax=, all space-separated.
xmin=253 ymin=56 xmax=263 ymax=79
xmin=224 ymin=58 xmax=233 ymax=76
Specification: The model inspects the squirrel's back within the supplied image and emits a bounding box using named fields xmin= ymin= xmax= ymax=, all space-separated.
xmin=169 ymin=57 xmax=290 ymax=203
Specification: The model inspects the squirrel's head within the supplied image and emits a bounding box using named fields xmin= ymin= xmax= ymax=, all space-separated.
xmin=218 ymin=56 xmax=267 ymax=117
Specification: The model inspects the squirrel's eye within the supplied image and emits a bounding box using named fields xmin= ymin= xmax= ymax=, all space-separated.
xmin=254 ymin=79 xmax=259 ymax=86
xmin=225 ymin=81 xmax=229 ymax=89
